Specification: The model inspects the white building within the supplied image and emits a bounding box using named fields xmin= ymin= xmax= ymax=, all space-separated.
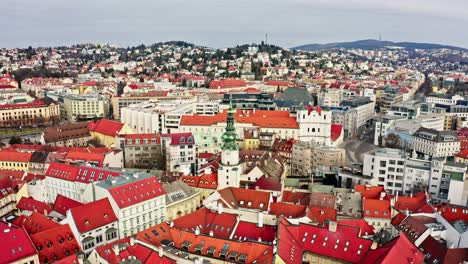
xmin=364 ymin=148 xmax=407 ymax=195
xmin=44 ymin=163 xmax=122 ymax=203
xmin=412 ymin=127 xmax=460 ymax=159
xmin=161 ymin=133 xmax=196 ymax=176
xmin=90 ymin=173 xmax=166 ymax=238
xmin=61 ymin=198 xmax=119 ymax=257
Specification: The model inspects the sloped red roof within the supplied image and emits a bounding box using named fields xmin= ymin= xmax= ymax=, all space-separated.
xmin=172 ymin=208 xmax=237 ymax=239
xmin=337 ymin=219 xmax=375 ymax=237
xmin=331 ymin=124 xmax=343 ymax=142
xmin=307 ymin=206 xmax=337 ymax=224
xmin=64 ymin=150 xmax=105 ymax=166
xmin=391 ymin=212 xmax=407 ymax=227
xmin=264 ymin=80 xmax=294 ymax=87
xmin=52 ymin=194 xmax=83 ymax=216
xmin=95 ymin=238 xmax=176 ymax=264
xmin=30 ymin=224 xmax=82 ymax=263
xmin=137 ymin=222 xmax=273 ymax=264
xmin=198 ymin=173 xmax=218 ymax=189
xmin=269 ymin=202 xmax=307 ymax=218
xmin=17 ymin=197 xmax=52 ymax=215
xmin=281 ymin=190 xmax=311 ymax=205
xmin=363 ymin=199 xmax=391 ymax=219
xmin=419 ymin=235 xmax=468 ymax=264
xmin=122 ymin=134 xmax=161 ymax=145
xmin=354 ymin=185 xmax=385 ymax=199
xmin=15 ymin=212 xmax=60 ymax=234
xmin=394 ymin=192 xmax=428 ymax=213
xmin=361 ymin=233 xmax=423 ymax=264
xmin=161 ymin=133 xmax=195 ymax=146
xmin=232 ymin=221 xmax=277 ymax=242
xmin=218 ymin=187 xmax=271 ymax=210
xmin=181 ymin=110 xmax=299 ymax=129
xmin=108 ymin=176 xmax=166 ymax=209
xmin=69 ymin=198 xmax=117 ymax=233
xmin=278 ymin=218 xmax=372 ymax=263
xmin=88 ymin=118 xmax=124 ymax=136
xmin=244 ymin=87 xmax=261 ymax=93
xmin=209 ymin=79 xmax=247 ymax=89
xmin=45 ymin=162 xmax=122 ymax=183
xmin=0 ymin=221 xmax=37 ymax=264
xmin=0 ymin=149 xmax=32 ymax=162
xmin=433 ymin=204 xmax=468 ymax=222
xmin=252 ymin=176 xmax=281 ymax=192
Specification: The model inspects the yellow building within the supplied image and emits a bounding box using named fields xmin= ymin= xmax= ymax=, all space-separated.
xmin=242 ymin=128 xmax=260 ymax=150
xmin=0 ymin=150 xmax=31 ymax=171
xmin=0 ymin=98 xmax=59 ymax=128
xmin=88 ymin=118 xmax=134 ymax=147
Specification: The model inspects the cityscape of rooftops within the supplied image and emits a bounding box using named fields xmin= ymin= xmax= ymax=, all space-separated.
xmin=0 ymin=1 xmax=468 ymax=264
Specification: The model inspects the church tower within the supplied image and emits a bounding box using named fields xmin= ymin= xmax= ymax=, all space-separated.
xmin=217 ymin=96 xmax=241 ymax=189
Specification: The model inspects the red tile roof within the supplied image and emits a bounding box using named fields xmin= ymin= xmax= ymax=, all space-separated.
xmin=0 ymin=98 xmax=51 ymax=110
xmin=396 ymin=216 xmax=434 ymax=242
xmin=122 ymin=134 xmax=161 ymax=145
xmin=173 ymin=208 xmax=237 ymax=239
xmin=391 ymin=212 xmax=407 ymax=227
xmin=0 ymin=149 xmax=32 ymax=163
xmin=361 ymin=233 xmax=424 ymax=264
xmin=363 ymin=199 xmax=391 ymax=219
xmin=137 ymin=222 xmax=273 ymax=264
xmin=433 ymin=205 xmax=468 ymax=222
xmin=310 ymin=193 xmax=336 ymax=209
xmin=307 ymin=207 xmax=337 ymax=224
xmin=278 ymin=218 xmax=372 ymax=263
xmin=181 ymin=109 xmax=299 ymax=129
xmin=331 ymin=124 xmax=343 ymax=142
xmin=269 ymin=202 xmax=307 ymax=218
xmin=419 ymin=235 xmax=468 ymax=264
xmin=232 ymin=221 xmax=277 ymax=242
xmin=455 ymin=149 xmax=468 ymax=159
xmin=69 ymin=198 xmax=118 ymax=233
xmin=0 ymin=221 xmax=38 ymax=264
xmin=209 ymin=79 xmax=247 ymax=89
xmin=218 ymin=187 xmax=271 ymax=211
xmin=281 ymin=190 xmax=311 ymax=205
xmin=264 ymin=80 xmax=294 ymax=87
xmin=88 ymin=118 xmax=124 ymax=136
xmin=14 ymin=213 xmax=60 ymax=234
xmin=64 ymin=150 xmax=105 ymax=166
xmin=108 ymin=176 xmax=166 ymax=209
xmin=252 ymin=176 xmax=281 ymax=192
xmin=394 ymin=192 xmax=428 ymax=213
xmin=17 ymin=196 xmax=52 ymax=215
xmin=161 ymin=132 xmax=195 ymax=146
xmin=355 ymin=185 xmax=385 ymax=199
xmin=337 ymin=219 xmax=375 ymax=237
xmin=52 ymin=194 xmax=83 ymax=216
xmin=45 ymin=162 xmax=122 ymax=183
xmin=94 ymin=238 xmax=176 ymax=264
xmin=30 ymin=224 xmax=82 ymax=263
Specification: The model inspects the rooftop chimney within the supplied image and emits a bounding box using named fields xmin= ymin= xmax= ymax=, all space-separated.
xmin=112 ymin=244 xmax=119 ymax=256
xmin=158 ymin=247 xmax=164 ymax=257
xmin=328 ymin=221 xmax=337 ymax=233
xmin=129 ymin=237 xmax=135 ymax=247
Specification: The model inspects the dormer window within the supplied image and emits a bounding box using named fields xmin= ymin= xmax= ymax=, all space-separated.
xmin=180 ymin=137 xmax=185 ymax=143
xmin=247 ymin=201 xmax=252 ymax=207
xmin=259 ymin=203 xmax=264 ymax=208
xmin=240 ymin=200 xmax=244 ymax=205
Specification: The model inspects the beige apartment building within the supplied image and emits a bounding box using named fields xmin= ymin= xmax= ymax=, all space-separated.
xmin=63 ymin=94 xmax=109 ymax=121
xmin=0 ymin=98 xmax=60 ymax=127
xmin=292 ymin=141 xmax=345 ymax=177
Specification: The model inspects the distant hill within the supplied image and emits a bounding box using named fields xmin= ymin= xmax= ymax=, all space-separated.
xmin=292 ymin=39 xmax=467 ymax=51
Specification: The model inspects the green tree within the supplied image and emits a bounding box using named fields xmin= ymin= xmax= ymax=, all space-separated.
xmin=9 ymin=136 xmax=23 ymax=145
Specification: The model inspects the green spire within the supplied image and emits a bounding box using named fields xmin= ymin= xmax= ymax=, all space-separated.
xmin=221 ymin=94 xmax=239 ymax=151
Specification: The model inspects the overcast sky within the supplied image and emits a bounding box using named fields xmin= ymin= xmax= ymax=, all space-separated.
xmin=2 ymin=0 xmax=467 ymax=49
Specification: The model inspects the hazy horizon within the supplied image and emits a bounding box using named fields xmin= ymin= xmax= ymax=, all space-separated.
xmin=1 ymin=0 xmax=467 ymax=49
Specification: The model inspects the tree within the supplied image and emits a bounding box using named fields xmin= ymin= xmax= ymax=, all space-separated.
xmin=9 ymin=136 xmax=23 ymax=145
xmin=385 ymin=133 xmax=401 ymax=149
